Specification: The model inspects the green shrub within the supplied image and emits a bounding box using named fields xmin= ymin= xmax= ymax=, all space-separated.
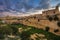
xmin=45 ymin=26 xmax=50 ymax=31
xmin=46 ymin=15 xmax=53 ymax=21
xmin=0 ymin=34 xmax=4 ymax=39
xmin=0 ymin=19 xmax=2 ymax=21
xmin=57 ymin=21 xmax=60 ymax=27
xmin=20 ymin=31 xmax=30 ymax=40
xmin=0 ymin=26 xmax=12 ymax=35
xmin=54 ymin=15 xmax=59 ymax=21
xmin=10 ymin=26 xmax=18 ymax=35
xmin=54 ymin=29 xmax=59 ymax=33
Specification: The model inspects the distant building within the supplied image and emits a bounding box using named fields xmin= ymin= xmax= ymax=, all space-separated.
xmin=42 ymin=5 xmax=60 ymax=15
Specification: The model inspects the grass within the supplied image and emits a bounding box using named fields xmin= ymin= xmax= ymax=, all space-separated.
xmin=14 ymin=24 xmax=60 ymax=40
xmin=0 ymin=23 xmax=60 ymax=40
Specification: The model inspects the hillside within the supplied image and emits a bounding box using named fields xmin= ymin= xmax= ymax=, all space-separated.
xmin=18 ymin=13 xmax=60 ymax=35
xmin=0 ymin=13 xmax=60 ymax=35
xmin=0 ymin=21 xmax=60 ymax=40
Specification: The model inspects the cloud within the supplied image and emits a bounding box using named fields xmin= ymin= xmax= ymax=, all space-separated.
xmin=57 ymin=3 xmax=60 ymax=6
xmin=15 ymin=0 xmax=51 ymax=10
xmin=35 ymin=0 xmax=51 ymax=9
xmin=55 ymin=0 xmax=59 ymax=1
xmin=0 ymin=0 xmax=54 ymax=12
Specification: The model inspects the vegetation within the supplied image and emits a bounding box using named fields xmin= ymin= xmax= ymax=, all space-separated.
xmin=0 ymin=29 xmax=5 ymax=39
xmin=46 ymin=15 xmax=53 ymax=21
xmin=20 ymin=31 xmax=30 ymax=40
xmin=54 ymin=29 xmax=59 ymax=33
xmin=54 ymin=15 xmax=59 ymax=21
xmin=57 ymin=21 xmax=60 ymax=27
xmin=38 ymin=19 xmax=40 ymax=22
xmin=47 ymin=15 xmax=59 ymax=21
xmin=45 ymin=26 xmax=50 ymax=32
xmin=10 ymin=26 xmax=18 ymax=35
xmin=0 ymin=19 xmax=2 ymax=21
xmin=0 ymin=20 xmax=3 ymax=24
xmin=0 ymin=21 xmax=60 ymax=40
xmin=0 ymin=26 xmax=12 ymax=35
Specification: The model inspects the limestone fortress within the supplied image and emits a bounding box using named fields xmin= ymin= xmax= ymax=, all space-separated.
xmin=42 ymin=5 xmax=60 ymax=15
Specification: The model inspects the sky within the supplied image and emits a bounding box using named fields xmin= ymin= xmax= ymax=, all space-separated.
xmin=50 ymin=0 xmax=60 ymax=7
xmin=0 ymin=0 xmax=60 ymax=17
xmin=0 ymin=0 xmax=60 ymax=12
xmin=10 ymin=0 xmax=60 ymax=6
xmin=12 ymin=0 xmax=60 ymax=7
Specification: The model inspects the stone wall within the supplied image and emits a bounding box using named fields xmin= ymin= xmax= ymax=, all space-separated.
xmin=42 ymin=6 xmax=60 ymax=15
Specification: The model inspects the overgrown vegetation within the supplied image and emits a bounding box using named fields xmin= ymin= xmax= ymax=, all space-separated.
xmin=46 ymin=15 xmax=53 ymax=21
xmin=45 ymin=26 xmax=50 ymax=32
xmin=53 ymin=15 xmax=59 ymax=21
xmin=57 ymin=21 xmax=60 ymax=27
xmin=54 ymin=29 xmax=59 ymax=33
xmin=0 ymin=20 xmax=60 ymax=40
xmin=46 ymin=15 xmax=59 ymax=21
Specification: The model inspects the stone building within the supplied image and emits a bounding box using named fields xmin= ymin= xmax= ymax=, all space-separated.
xmin=42 ymin=5 xmax=60 ymax=16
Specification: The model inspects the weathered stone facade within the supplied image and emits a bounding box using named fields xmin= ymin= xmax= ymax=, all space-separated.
xmin=42 ymin=6 xmax=60 ymax=16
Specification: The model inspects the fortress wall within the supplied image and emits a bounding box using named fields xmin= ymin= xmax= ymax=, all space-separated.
xmin=42 ymin=6 xmax=60 ymax=15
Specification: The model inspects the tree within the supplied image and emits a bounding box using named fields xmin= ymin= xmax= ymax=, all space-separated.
xmin=46 ymin=15 xmax=53 ymax=21
xmin=10 ymin=26 xmax=18 ymax=35
xmin=0 ymin=19 xmax=2 ymax=21
xmin=57 ymin=21 xmax=60 ymax=27
xmin=45 ymin=26 xmax=50 ymax=31
xmin=54 ymin=15 xmax=59 ymax=21
xmin=0 ymin=33 xmax=4 ymax=39
xmin=0 ymin=26 xmax=12 ymax=35
xmin=38 ymin=19 xmax=40 ymax=22
xmin=20 ymin=31 xmax=30 ymax=40
xmin=0 ymin=29 xmax=5 ymax=39
xmin=54 ymin=29 xmax=59 ymax=33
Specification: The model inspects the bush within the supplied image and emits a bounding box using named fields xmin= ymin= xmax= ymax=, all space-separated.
xmin=54 ymin=15 xmax=59 ymax=21
xmin=45 ymin=26 xmax=50 ymax=31
xmin=57 ymin=21 xmax=60 ymax=27
xmin=20 ymin=31 xmax=30 ymax=40
xmin=0 ymin=19 xmax=2 ymax=21
xmin=54 ymin=29 xmax=59 ymax=33
xmin=0 ymin=26 xmax=12 ymax=35
xmin=0 ymin=29 xmax=5 ymax=39
xmin=38 ymin=19 xmax=40 ymax=22
xmin=11 ymin=22 xmax=20 ymax=25
xmin=0 ymin=34 xmax=4 ymax=39
xmin=10 ymin=26 xmax=18 ymax=35
xmin=46 ymin=15 xmax=53 ymax=21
